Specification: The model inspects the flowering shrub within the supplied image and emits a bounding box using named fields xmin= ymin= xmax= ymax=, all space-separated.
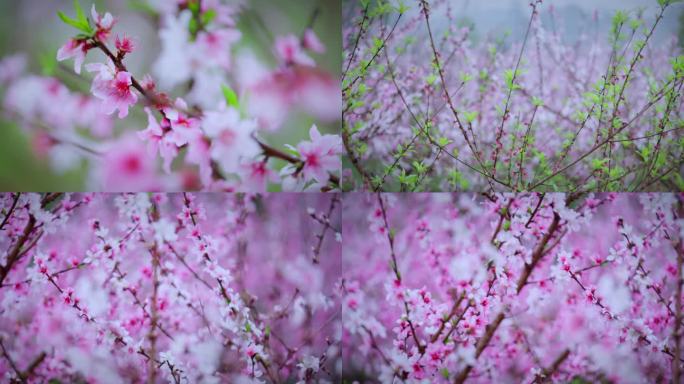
xmin=0 ymin=192 xmax=341 ymax=383
xmin=0 ymin=0 xmax=342 ymax=191
xmin=342 ymin=192 xmax=683 ymax=383
xmin=342 ymin=0 xmax=684 ymax=192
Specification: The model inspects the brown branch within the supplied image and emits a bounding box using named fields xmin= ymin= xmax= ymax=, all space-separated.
xmin=0 ymin=338 xmax=26 ymax=384
xmin=0 ymin=215 xmax=36 ymax=287
xmin=534 ymin=349 xmax=570 ymax=383
xmin=455 ymin=210 xmax=562 ymax=383
xmin=254 ymin=136 xmax=340 ymax=188
xmin=342 ymin=4 xmax=369 ymax=81
xmin=528 ymin=76 xmax=679 ymax=190
xmin=377 ymin=193 xmax=425 ymax=354
xmin=148 ymin=247 xmax=160 ymax=384
xmin=419 ymin=0 xmax=489 ymax=181
xmin=311 ymin=195 xmax=340 ymax=263
xmin=22 ymin=352 xmax=47 ymax=380
xmin=0 ymin=193 xmax=20 ymax=231
xmin=491 ymin=0 xmax=539 ymax=175
xmin=430 ymin=292 xmax=465 ymax=344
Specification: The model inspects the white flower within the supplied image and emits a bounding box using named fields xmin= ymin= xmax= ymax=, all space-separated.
xmin=298 ymin=355 xmax=320 ymax=376
xmin=152 ymin=218 xmax=177 ymax=244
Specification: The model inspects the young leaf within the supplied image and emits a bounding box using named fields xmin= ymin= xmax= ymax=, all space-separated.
xmin=73 ymin=0 xmax=87 ymax=25
xmin=221 ymin=85 xmax=239 ymax=108
xmin=464 ymin=111 xmax=478 ymax=123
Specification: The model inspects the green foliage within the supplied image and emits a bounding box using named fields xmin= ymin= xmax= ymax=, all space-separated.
xmin=591 ymin=158 xmax=609 ymax=171
xmin=202 ymin=9 xmax=217 ymax=25
xmin=57 ymin=0 xmax=94 ymax=35
xmin=396 ymin=0 xmax=409 ymax=14
xmin=503 ymin=68 xmax=522 ymax=91
xmin=447 ymin=169 xmax=469 ymax=189
xmin=672 ymin=55 xmax=684 ymax=78
xmin=397 ymin=169 xmax=418 ymax=189
xmin=412 ymin=160 xmax=426 ymax=174
xmin=368 ymin=0 xmax=395 ymax=17
xmin=531 ymin=96 xmax=544 ymax=107
xmin=610 ymin=10 xmax=628 ymax=42
xmin=437 ymin=137 xmax=451 ymax=147
xmin=441 ymin=368 xmax=450 ymax=379
xmin=658 ymin=0 xmax=683 ymax=7
xmin=463 ymin=111 xmax=478 ymax=123
xmin=221 ymin=85 xmax=240 ymax=108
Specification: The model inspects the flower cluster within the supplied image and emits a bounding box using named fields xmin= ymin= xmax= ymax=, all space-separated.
xmin=0 ymin=0 xmax=342 ymax=191
xmin=0 ymin=192 xmax=341 ymax=383
xmin=342 ymin=0 xmax=683 ymax=192
xmin=342 ymin=192 xmax=683 ymax=383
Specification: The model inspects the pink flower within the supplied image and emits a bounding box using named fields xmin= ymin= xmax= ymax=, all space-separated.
xmin=185 ymin=135 xmax=213 ymax=187
xmin=247 ymin=67 xmax=341 ymax=130
xmin=163 ymin=98 xmax=201 ymax=146
xmin=202 ymin=105 xmax=259 ymax=174
xmin=303 ymin=29 xmax=325 ymax=53
xmin=196 ymin=29 xmax=241 ymax=69
xmin=87 ymin=62 xmax=138 ymax=118
xmin=274 ymin=35 xmax=315 ymax=67
xmin=91 ymin=4 xmax=115 ymax=41
xmin=56 ymin=39 xmax=88 ymax=74
xmin=115 ymin=35 xmax=135 ymax=54
xmin=296 ymin=125 xmax=342 ymax=183
xmin=96 ymin=135 xmax=159 ymax=191
xmin=240 ymin=160 xmax=277 ymax=192
xmin=138 ymin=107 xmax=179 ymax=173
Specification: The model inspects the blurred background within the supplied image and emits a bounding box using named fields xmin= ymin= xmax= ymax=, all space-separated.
xmin=0 ymin=0 xmax=341 ymax=190
xmin=425 ymin=0 xmax=683 ymax=44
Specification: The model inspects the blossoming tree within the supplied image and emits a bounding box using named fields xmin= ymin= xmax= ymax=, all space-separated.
xmin=0 ymin=192 xmax=341 ymax=383
xmin=342 ymin=192 xmax=683 ymax=383
xmin=0 ymin=0 xmax=342 ymax=191
xmin=342 ymin=0 xmax=683 ymax=192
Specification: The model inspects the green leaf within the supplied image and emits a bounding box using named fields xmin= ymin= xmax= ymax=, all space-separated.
xmin=503 ymin=68 xmax=521 ymax=91
xmin=221 ymin=85 xmax=239 ymax=108
xmin=463 ymin=111 xmax=478 ymax=123
xmin=531 ymin=96 xmax=544 ymax=107
xmin=188 ymin=0 xmax=200 ymax=13
xmin=437 ymin=137 xmax=451 ymax=147
xmin=188 ymin=17 xmax=199 ymax=37
xmin=57 ymin=5 xmax=92 ymax=34
xmin=426 ymin=74 xmax=437 ymax=86
xmin=441 ymin=368 xmax=450 ymax=379
xmin=58 ymin=11 xmax=83 ymax=30
xmin=73 ymin=0 xmax=87 ymax=25
xmin=412 ymin=161 xmax=426 ymax=174
xmin=396 ymin=0 xmax=409 ymax=14
xmin=201 ymin=9 xmax=217 ymax=25
xmin=591 ymin=158 xmax=609 ymax=170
